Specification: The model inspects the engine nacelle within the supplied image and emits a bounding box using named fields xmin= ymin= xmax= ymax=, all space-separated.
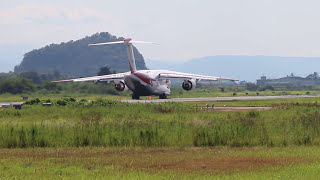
xmin=114 ymin=81 xmax=128 ymax=91
xmin=182 ymin=79 xmax=196 ymax=91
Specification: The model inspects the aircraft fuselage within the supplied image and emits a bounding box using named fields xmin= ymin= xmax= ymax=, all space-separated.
xmin=124 ymin=70 xmax=171 ymax=97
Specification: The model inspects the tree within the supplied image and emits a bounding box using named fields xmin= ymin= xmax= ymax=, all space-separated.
xmin=259 ymin=85 xmax=274 ymax=91
xmin=53 ymin=70 xmax=61 ymax=79
xmin=0 ymin=78 xmax=35 ymax=94
xmin=19 ymin=71 xmax=41 ymax=84
xmin=97 ymin=66 xmax=112 ymax=76
xmin=246 ymin=83 xmax=258 ymax=91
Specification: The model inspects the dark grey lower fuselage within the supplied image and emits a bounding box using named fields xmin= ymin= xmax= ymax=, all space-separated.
xmin=124 ymin=74 xmax=171 ymax=96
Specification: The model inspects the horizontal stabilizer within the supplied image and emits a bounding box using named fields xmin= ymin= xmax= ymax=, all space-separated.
xmin=88 ymin=38 xmax=158 ymax=46
xmin=131 ymin=41 xmax=159 ymax=45
xmin=88 ymin=41 xmax=124 ymax=46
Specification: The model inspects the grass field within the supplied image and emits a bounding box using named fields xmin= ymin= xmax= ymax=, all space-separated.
xmin=1 ymin=102 xmax=320 ymax=147
xmin=1 ymin=92 xmax=320 ymax=179
xmin=1 ymin=147 xmax=320 ymax=179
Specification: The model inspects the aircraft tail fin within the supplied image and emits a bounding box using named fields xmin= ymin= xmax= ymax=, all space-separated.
xmin=89 ymin=38 xmax=158 ymax=73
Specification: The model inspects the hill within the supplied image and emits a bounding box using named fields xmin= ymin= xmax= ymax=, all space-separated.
xmin=14 ymin=32 xmax=147 ymax=77
xmin=146 ymin=56 xmax=320 ymax=82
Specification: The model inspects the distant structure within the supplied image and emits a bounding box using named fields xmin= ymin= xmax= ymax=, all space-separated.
xmin=198 ymin=79 xmax=237 ymax=87
xmin=257 ymin=73 xmax=320 ymax=87
xmin=239 ymin=81 xmax=247 ymax=85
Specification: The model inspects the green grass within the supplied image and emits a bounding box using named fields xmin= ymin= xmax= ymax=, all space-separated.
xmin=185 ymin=97 xmax=320 ymax=107
xmin=1 ymin=101 xmax=320 ymax=148
xmin=0 ymin=147 xmax=320 ymax=179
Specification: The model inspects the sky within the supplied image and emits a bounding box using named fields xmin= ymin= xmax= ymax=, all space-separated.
xmin=1 ymin=0 xmax=320 ymax=72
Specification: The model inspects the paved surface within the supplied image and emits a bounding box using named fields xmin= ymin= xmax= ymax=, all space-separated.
xmin=121 ymin=94 xmax=320 ymax=103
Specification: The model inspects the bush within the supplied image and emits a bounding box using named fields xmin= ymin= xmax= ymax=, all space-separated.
xmin=57 ymin=99 xmax=67 ymax=106
xmin=259 ymin=85 xmax=275 ymax=91
xmin=92 ymin=98 xmax=119 ymax=106
xmin=26 ymin=98 xmax=41 ymax=105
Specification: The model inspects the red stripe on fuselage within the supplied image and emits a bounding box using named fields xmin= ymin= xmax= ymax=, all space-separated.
xmin=133 ymin=72 xmax=152 ymax=85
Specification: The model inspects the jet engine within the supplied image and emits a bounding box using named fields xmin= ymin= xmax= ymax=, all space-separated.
xmin=114 ymin=81 xmax=128 ymax=91
xmin=182 ymin=79 xmax=196 ymax=91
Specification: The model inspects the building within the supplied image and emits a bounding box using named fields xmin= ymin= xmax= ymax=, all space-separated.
xmin=257 ymin=75 xmax=320 ymax=87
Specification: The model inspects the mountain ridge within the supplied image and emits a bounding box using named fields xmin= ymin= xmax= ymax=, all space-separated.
xmin=14 ymin=32 xmax=147 ymax=77
xmin=145 ymin=55 xmax=320 ymax=82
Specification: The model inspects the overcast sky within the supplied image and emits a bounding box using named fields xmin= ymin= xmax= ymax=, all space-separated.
xmin=1 ymin=0 xmax=320 ymax=72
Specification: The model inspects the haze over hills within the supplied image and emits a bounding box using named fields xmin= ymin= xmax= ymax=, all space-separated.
xmin=0 ymin=44 xmax=35 ymax=73
xmin=145 ymin=56 xmax=320 ymax=82
xmin=14 ymin=32 xmax=147 ymax=77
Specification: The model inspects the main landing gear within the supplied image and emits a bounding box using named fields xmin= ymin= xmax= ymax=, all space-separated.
xmin=159 ymin=94 xmax=167 ymax=99
xmin=132 ymin=94 xmax=140 ymax=100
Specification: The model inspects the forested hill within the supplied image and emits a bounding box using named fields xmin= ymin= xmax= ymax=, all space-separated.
xmin=14 ymin=32 xmax=147 ymax=77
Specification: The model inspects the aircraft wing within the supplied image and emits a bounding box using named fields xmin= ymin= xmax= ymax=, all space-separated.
xmin=158 ymin=71 xmax=238 ymax=81
xmin=51 ymin=72 xmax=130 ymax=83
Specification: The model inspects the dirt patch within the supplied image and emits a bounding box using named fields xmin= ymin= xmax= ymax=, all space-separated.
xmin=0 ymin=148 xmax=311 ymax=174
xmin=140 ymin=157 xmax=307 ymax=173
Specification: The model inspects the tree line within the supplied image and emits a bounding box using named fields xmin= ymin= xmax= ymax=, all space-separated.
xmin=0 ymin=66 xmax=123 ymax=95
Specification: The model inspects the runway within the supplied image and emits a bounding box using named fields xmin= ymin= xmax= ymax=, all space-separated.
xmin=1 ymin=94 xmax=319 ymax=106
xmin=121 ymin=94 xmax=320 ymax=103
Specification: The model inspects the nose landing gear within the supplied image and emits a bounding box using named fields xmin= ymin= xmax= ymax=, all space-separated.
xmin=159 ymin=94 xmax=167 ymax=99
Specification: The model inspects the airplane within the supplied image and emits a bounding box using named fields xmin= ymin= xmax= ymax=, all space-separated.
xmin=52 ymin=38 xmax=237 ymax=99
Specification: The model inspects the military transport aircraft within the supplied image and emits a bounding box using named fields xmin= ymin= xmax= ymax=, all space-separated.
xmin=52 ymin=38 xmax=237 ymax=99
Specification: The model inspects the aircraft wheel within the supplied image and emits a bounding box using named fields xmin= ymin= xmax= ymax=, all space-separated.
xmin=132 ymin=94 xmax=140 ymax=100
xmin=159 ymin=94 xmax=167 ymax=99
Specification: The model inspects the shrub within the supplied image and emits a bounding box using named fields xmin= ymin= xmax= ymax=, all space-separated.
xmin=26 ymin=98 xmax=41 ymax=105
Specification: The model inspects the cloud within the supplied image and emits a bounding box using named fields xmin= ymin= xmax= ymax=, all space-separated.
xmin=0 ymin=4 xmax=106 ymax=24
